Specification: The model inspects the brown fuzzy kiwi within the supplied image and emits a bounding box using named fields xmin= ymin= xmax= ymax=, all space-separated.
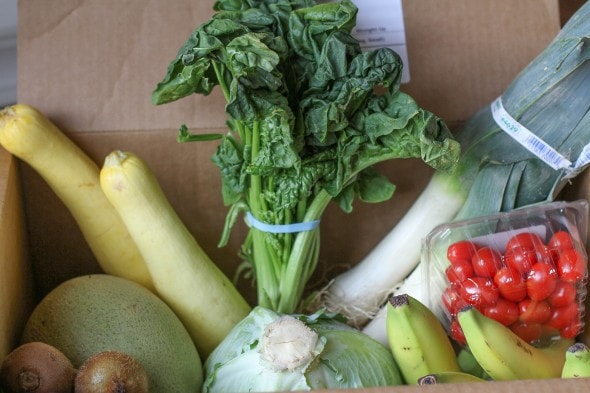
xmin=74 ymin=351 xmax=148 ymax=393
xmin=0 ymin=341 xmax=76 ymax=393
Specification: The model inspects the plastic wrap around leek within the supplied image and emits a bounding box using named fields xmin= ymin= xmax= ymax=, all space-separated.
xmin=322 ymin=2 xmax=590 ymax=331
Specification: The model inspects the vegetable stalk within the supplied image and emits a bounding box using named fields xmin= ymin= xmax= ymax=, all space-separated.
xmin=323 ymin=1 xmax=590 ymax=332
xmin=152 ymin=0 xmax=460 ymax=314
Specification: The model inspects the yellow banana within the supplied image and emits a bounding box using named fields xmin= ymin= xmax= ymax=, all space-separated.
xmin=562 ymin=342 xmax=590 ymax=378
xmin=418 ymin=371 xmax=486 ymax=385
xmin=386 ymin=294 xmax=460 ymax=385
xmin=457 ymin=305 xmax=573 ymax=380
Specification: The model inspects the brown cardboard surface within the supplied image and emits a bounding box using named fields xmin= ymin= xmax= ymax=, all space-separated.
xmin=5 ymin=0 xmax=590 ymax=392
xmin=17 ymin=0 xmax=560 ymax=133
xmin=0 ymin=148 xmax=32 ymax=358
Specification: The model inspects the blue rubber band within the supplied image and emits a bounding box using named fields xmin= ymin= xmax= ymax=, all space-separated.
xmin=246 ymin=212 xmax=320 ymax=234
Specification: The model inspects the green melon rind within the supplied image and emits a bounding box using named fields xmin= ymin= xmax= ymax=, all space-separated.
xmin=21 ymin=274 xmax=203 ymax=393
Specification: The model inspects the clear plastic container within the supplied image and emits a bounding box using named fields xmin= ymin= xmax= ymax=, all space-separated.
xmin=423 ymin=199 xmax=589 ymax=346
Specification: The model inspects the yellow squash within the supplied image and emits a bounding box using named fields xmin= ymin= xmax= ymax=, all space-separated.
xmin=0 ymin=104 xmax=153 ymax=291
xmin=100 ymin=150 xmax=251 ymax=357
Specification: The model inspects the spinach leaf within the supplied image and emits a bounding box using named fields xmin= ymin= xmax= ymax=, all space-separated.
xmin=152 ymin=0 xmax=460 ymax=314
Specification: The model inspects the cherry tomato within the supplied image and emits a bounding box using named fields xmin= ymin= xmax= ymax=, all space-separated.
xmin=442 ymin=287 xmax=468 ymax=316
xmin=547 ymin=231 xmax=574 ymax=252
xmin=518 ymin=299 xmax=551 ymax=324
xmin=526 ymin=262 xmax=558 ymax=301
xmin=447 ymin=240 xmax=479 ymax=265
xmin=449 ymin=319 xmax=466 ymax=346
xmin=471 ymin=247 xmax=503 ymax=278
xmin=493 ymin=266 xmax=527 ymax=302
xmin=504 ymin=246 xmax=537 ymax=276
xmin=546 ymin=280 xmax=577 ymax=308
xmin=537 ymin=246 xmax=560 ymax=265
xmin=458 ymin=277 xmax=499 ymax=308
xmin=506 ymin=232 xmax=545 ymax=254
xmin=557 ymin=248 xmax=587 ymax=283
xmin=484 ymin=298 xmax=519 ymax=326
xmin=510 ymin=321 xmax=542 ymax=343
xmin=560 ymin=315 xmax=583 ymax=339
xmin=546 ymin=302 xmax=580 ymax=330
xmin=445 ymin=259 xmax=474 ymax=285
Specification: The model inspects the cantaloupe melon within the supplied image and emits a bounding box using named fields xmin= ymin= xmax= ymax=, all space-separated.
xmin=21 ymin=274 xmax=202 ymax=393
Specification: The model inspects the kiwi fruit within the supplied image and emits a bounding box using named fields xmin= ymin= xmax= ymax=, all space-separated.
xmin=0 ymin=341 xmax=76 ymax=393
xmin=75 ymin=351 xmax=148 ymax=393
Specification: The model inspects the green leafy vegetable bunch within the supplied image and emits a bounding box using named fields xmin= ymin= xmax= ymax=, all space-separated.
xmin=152 ymin=0 xmax=460 ymax=314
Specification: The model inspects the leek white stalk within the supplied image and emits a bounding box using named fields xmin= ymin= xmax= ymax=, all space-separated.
xmin=100 ymin=150 xmax=251 ymax=357
xmin=321 ymin=173 xmax=465 ymax=327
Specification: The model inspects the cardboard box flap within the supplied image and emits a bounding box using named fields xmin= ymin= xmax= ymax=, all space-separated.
xmin=0 ymin=149 xmax=33 ymax=358
xmin=17 ymin=0 xmax=560 ymax=134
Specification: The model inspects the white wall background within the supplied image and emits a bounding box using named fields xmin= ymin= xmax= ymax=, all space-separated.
xmin=0 ymin=0 xmax=17 ymax=106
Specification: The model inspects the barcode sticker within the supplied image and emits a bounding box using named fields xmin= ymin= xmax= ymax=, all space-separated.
xmin=491 ymin=97 xmax=572 ymax=170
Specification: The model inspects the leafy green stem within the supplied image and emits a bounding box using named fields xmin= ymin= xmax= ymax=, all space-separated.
xmin=277 ymin=189 xmax=332 ymax=313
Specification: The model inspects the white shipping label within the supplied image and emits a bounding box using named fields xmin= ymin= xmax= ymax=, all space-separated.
xmin=352 ymin=0 xmax=410 ymax=83
xmin=322 ymin=0 xmax=410 ymax=83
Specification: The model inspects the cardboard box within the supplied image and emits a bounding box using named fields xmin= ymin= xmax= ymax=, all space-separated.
xmin=2 ymin=0 xmax=590 ymax=391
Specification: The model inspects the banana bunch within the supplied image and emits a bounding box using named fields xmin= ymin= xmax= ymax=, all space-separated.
xmin=562 ymin=343 xmax=590 ymax=378
xmin=457 ymin=305 xmax=573 ymax=380
xmin=418 ymin=371 xmax=486 ymax=385
xmin=385 ymin=294 xmax=461 ymax=384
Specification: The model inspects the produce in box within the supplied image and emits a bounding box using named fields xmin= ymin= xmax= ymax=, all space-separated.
xmin=329 ymin=0 xmax=590 ymax=334
xmin=151 ymin=0 xmax=460 ymax=316
xmin=423 ymin=200 xmax=589 ymax=346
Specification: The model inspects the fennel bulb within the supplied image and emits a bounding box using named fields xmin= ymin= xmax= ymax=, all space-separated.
xmin=202 ymin=307 xmax=403 ymax=392
xmin=321 ymin=1 xmax=590 ymax=329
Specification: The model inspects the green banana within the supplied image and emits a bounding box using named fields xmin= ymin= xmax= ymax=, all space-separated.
xmin=386 ymin=294 xmax=460 ymax=385
xmin=561 ymin=342 xmax=590 ymax=378
xmin=457 ymin=305 xmax=573 ymax=380
xmin=418 ymin=371 xmax=487 ymax=385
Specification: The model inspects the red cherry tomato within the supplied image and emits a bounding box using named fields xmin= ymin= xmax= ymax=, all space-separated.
xmin=506 ymin=232 xmax=545 ymax=253
xmin=504 ymin=246 xmax=537 ymax=276
xmin=510 ymin=321 xmax=542 ymax=343
xmin=537 ymin=246 xmax=560 ymax=265
xmin=449 ymin=319 xmax=466 ymax=346
xmin=546 ymin=280 xmax=577 ymax=308
xmin=471 ymin=247 xmax=503 ymax=278
xmin=493 ymin=266 xmax=527 ymax=302
xmin=526 ymin=262 xmax=558 ymax=301
xmin=557 ymin=248 xmax=587 ymax=283
xmin=560 ymin=315 xmax=583 ymax=339
xmin=484 ymin=298 xmax=519 ymax=326
xmin=445 ymin=259 xmax=474 ymax=285
xmin=458 ymin=277 xmax=499 ymax=308
xmin=546 ymin=302 xmax=580 ymax=330
xmin=447 ymin=240 xmax=479 ymax=265
xmin=441 ymin=287 xmax=468 ymax=316
xmin=548 ymin=231 xmax=574 ymax=252
xmin=518 ymin=299 xmax=551 ymax=324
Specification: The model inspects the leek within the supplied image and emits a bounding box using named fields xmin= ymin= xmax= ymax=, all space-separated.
xmin=320 ymin=1 xmax=590 ymax=331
